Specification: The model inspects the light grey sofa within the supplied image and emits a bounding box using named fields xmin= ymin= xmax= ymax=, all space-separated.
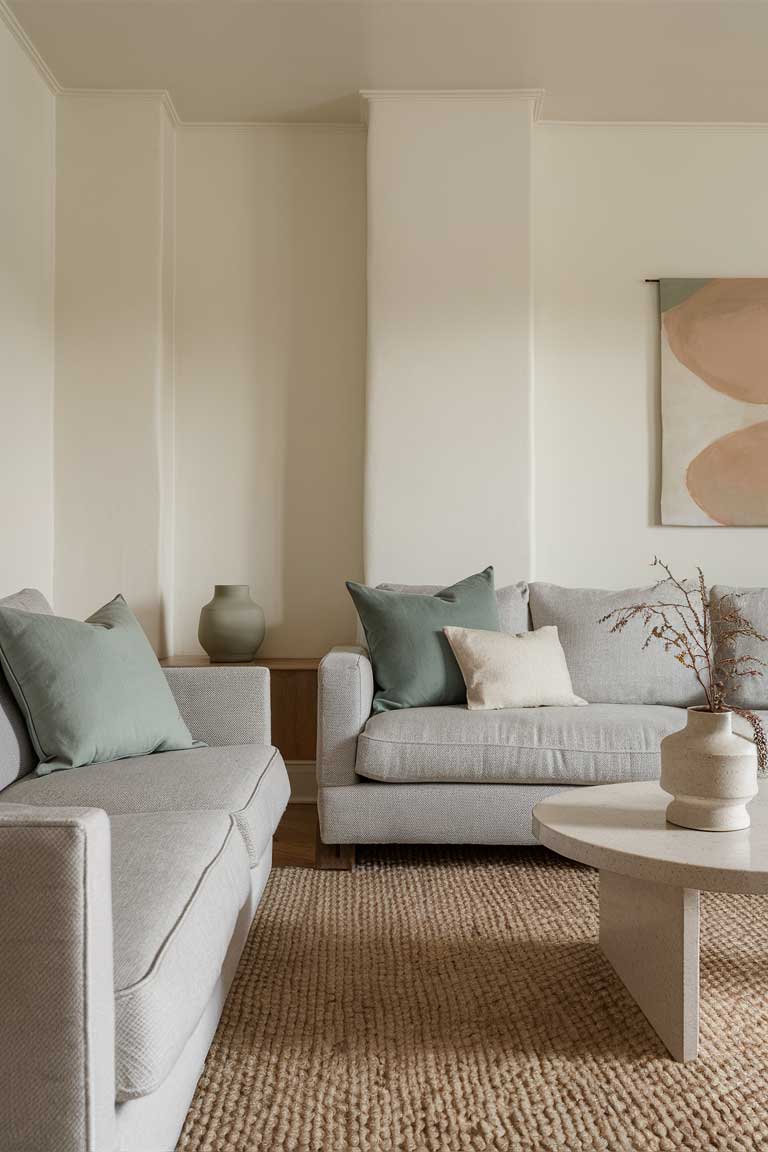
xmin=0 ymin=589 xmax=290 ymax=1152
xmin=317 ymin=580 xmax=767 ymax=848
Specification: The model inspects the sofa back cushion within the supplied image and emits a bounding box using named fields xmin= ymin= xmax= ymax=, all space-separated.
xmin=0 ymin=595 xmax=198 ymax=775
xmin=528 ymin=582 xmax=705 ymax=707
xmin=349 ymin=568 xmax=501 ymax=711
xmin=0 ymin=589 xmax=52 ymax=790
xmin=378 ymin=581 xmax=530 ymax=635
xmin=712 ymin=585 xmax=768 ymax=710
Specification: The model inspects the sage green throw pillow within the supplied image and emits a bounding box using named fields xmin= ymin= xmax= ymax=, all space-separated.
xmin=346 ymin=567 xmax=500 ymax=712
xmin=0 ymin=595 xmax=199 ymax=775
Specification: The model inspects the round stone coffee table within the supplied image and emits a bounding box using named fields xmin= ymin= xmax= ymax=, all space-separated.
xmin=532 ymin=779 xmax=768 ymax=1062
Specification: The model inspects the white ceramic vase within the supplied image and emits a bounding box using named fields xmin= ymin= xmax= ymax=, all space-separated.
xmin=660 ymin=707 xmax=758 ymax=832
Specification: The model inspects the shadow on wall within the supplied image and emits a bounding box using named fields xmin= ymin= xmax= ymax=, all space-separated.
xmin=125 ymin=594 xmax=168 ymax=659
xmin=172 ymin=126 xmax=366 ymax=659
xmin=646 ymin=281 xmax=663 ymax=528
xmin=272 ymin=131 xmax=366 ymax=656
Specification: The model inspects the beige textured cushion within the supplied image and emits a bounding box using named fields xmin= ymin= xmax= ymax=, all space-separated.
xmin=444 ymin=625 xmax=586 ymax=710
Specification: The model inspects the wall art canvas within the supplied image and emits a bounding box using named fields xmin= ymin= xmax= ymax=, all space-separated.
xmin=660 ymin=278 xmax=768 ymax=525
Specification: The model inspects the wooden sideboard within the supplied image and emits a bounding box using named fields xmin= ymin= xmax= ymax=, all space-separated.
xmin=160 ymin=655 xmax=319 ymax=764
xmin=161 ymin=655 xmax=353 ymax=868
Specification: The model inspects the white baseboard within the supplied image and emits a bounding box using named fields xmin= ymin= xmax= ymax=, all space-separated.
xmin=287 ymin=761 xmax=317 ymax=803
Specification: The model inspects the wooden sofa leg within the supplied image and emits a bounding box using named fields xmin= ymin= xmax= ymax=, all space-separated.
xmin=314 ymin=820 xmax=356 ymax=871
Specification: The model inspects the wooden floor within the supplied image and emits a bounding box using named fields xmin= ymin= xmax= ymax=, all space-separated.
xmin=273 ymin=803 xmax=318 ymax=868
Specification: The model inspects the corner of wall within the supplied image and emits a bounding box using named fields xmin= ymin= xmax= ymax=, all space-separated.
xmin=0 ymin=0 xmax=60 ymax=95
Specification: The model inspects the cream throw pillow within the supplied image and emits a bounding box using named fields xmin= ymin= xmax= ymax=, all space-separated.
xmin=444 ymin=625 xmax=587 ymax=710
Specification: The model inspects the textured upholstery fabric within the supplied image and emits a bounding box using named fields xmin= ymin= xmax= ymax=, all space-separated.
xmin=0 ymin=804 xmax=116 ymax=1152
xmin=0 ymin=675 xmax=37 ymax=792
xmin=317 ymin=647 xmax=375 ymax=787
xmin=111 ymin=810 xmax=250 ymax=1101
xmin=529 ymin=583 xmax=706 ymax=707
xmin=712 ymin=586 xmax=768 ymax=710
xmin=0 ymin=595 xmax=196 ymax=775
xmin=348 ymin=568 xmax=500 ymax=712
xmin=114 ymin=848 xmax=272 ymax=1152
xmin=318 ymin=782 xmax=572 ymax=845
xmin=0 ymin=589 xmax=52 ymax=791
xmin=735 ymin=711 xmax=768 ymax=743
xmin=2 ymin=744 xmax=289 ymax=868
xmin=444 ymin=625 xmax=586 ymax=709
xmin=0 ymin=588 xmax=53 ymax=615
xmin=379 ymin=581 xmax=530 ymax=635
xmin=164 ymin=665 xmax=271 ymax=747
xmin=355 ymin=703 xmax=686 ymax=785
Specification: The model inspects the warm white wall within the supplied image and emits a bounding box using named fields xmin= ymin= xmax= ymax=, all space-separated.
xmin=173 ymin=126 xmax=365 ymax=657
xmin=533 ymin=125 xmax=768 ymax=589
xmin=365 ymin=94 xmax=533 ymax=588
xmin=9 ymin=48 xmax=768 ymax=653
xmin=54 ymin=94 xmax=175 ymax=650
xmin=0 ymin=16 xmax=55 ymax=600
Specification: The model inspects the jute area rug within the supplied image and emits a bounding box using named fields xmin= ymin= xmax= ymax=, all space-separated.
xmin=179 ymin=847 xmax=768 ymax=1152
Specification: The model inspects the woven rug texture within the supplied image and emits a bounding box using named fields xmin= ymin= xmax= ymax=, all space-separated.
xmin=179 ymin=846 xmax=768 ymax=1152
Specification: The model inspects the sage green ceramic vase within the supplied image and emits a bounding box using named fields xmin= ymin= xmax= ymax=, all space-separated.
xmin=198 ymin=585 xmax=265 ymax=662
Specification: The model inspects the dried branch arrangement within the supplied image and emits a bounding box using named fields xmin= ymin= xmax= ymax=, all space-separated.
xmin=599 ymin=558 xmax=768 ymax=774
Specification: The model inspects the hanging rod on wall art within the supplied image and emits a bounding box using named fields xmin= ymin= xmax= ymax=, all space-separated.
xmin=645 ymin=279 xmax=660 ymax=283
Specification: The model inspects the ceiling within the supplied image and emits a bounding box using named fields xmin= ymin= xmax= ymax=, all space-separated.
xmin=10 ymin=1 xmax=768 ymax=125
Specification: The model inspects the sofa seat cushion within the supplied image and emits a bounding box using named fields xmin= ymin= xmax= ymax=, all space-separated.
xmin=1 ymin=744 xmax=289 ymax=868
xmin=355 ymin=704 xmax=688 ymax=785
xmin=110 ymin=810 xmax=250 ymax=1100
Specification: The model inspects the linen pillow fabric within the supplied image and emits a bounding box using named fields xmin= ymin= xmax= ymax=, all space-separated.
xmin=528 ymin=583 xmax=705 ymax=707
xmin=0 ymin=588 xmax=53 ymax=789
xmin=444 ymin=625 xmax=587 ymax=710
xmin=346 ymin=567 xmax=500 ymax=712
xmin=711 ymin=585 xmax=768 ymax=710
xmin=0 ymin=595 xmax=199 ymax=775
xmin=378 ymin=580 xmax=530 ymax=635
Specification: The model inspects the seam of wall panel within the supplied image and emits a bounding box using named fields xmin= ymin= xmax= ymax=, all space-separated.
xmin=167 ymin=115 xmax=177 ymax=660
xmin=527 ymin=101 xmax=536 ymax=584
xmin=49 ymin=85 xmax=57 ymax=604
xmin=362 ymin=101 xmax=375 ymax=584
xmin=158 ymin=103 xmax=177 ymax=658
xmin=156 ymin=102 xmax=166 ymax=655
xmin=170 ymin=112 xmax=181 ymax=657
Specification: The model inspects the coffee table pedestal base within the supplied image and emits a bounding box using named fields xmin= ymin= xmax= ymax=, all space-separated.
xmin=599 ymin=870 xmax=700 ymax=1062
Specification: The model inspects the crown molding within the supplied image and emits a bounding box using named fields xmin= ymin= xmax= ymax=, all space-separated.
xmin=56 ymin=88 xmax=364 ymax=129
xmin=0 ymin=0 xmax=60 ymax=93
xmin=538 ymin=119 xmax=768 ymax=130
xmin=177 ymin=120 xmax=365 ymax=132
xmin=0 ymin=7 xmax=361 ymax=128
xmin=361 ymin=88 xmax=545 ymax=123
xmin=2 ymin=20 xmax=764 ymax=138
xmin=59 ymin=87 xmax=181 ymax=125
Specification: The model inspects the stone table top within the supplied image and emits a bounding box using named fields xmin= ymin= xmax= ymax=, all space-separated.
xmin=532 ymin=780 xmax=768 ymax=895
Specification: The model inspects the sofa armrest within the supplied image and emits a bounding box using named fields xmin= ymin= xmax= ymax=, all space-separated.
xmin=164 ymin=665 xmax=271 ymax=747
xmin=0 ymin=805 xmax=116 ymax=1152
xmin=317 ymin=646 xmax=374 ymax=788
